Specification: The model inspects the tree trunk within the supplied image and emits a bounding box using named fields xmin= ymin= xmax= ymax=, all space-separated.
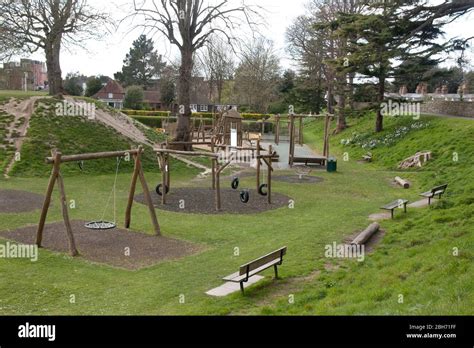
xmin=175 ymin=47 xmax=193 ymax=149
xmin=45 ymin=35 xmax=63 ymax=96
xmin=336 ymin=73 xmax=347 ymax=132
xmin=375 ymin=76 xmax=385 ymax=132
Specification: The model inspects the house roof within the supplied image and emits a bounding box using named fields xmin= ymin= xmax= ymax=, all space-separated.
xmin=94 ymin=80 xmax=125 ymax=100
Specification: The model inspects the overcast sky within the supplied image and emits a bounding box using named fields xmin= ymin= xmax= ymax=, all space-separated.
xmin=11 ymin=0 xmax=474 ymax=78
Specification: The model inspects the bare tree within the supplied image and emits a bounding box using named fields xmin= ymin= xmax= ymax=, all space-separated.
xmin=131 ymin=0 xmax=262 ymax=147
xmin=234 ymin=37 xmax=280 ymax=113
xmin=0 ymin=0 xmax=109 ymax=95
xmin=199 ymin=36 xmax=235 ymax=104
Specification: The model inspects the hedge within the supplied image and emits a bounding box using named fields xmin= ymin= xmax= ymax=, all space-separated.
xmin=123 ymin=109 xmax=273 ymax=121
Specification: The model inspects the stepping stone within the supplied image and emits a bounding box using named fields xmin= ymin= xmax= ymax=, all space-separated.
xmin=408 ymin=198 xmax=431 ymax=208
xmin=205 ymin=276 xmax=264 ymax=297
xmin=368 ymin=212 xmax=391 ymax=221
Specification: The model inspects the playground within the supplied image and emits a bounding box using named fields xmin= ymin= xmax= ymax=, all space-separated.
xmin=0 ymin=95 xmax=472 ymax=315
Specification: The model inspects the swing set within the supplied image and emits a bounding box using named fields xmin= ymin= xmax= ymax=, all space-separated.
xmin=35 ymin=146 xmax=160 ymax=256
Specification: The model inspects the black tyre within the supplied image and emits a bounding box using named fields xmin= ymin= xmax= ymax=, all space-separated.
xmin=240 ymin=190 xmax=250 ymax=203
xmin=155 ymin=184 xmax=169 ymax=196
xmin=258 ymin=183 xmax=268 ymax=196
xmin=231 ymin=177 xmax=240 ymax=190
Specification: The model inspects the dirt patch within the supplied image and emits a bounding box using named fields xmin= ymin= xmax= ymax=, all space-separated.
xmin=273 ymin=175 xmax=324 ymax=184
xmin=135 ymin=187 xmax=291 ymax=215
xmin=368 ymin=212 xmax=392 ymax=221
xmin=0 ymin=189 xmax=44 ymax=213
xmin=0 ymin=220 xmax=201 ymax=270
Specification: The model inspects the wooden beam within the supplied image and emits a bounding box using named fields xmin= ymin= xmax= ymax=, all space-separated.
xmin=136 ymin=152 xmax=161 ymax=236
xmin=46 ymin=149 xmax=140 ymax=164
xmin=154 ymin=148 xmax=219 ymax=158
xmin=56 ymin=173 xmax=79 ymax=256
xmin=124 ymin=150 xmax=141 ymax=229
xmin=36 ymin=151 xmax=61 ymax=247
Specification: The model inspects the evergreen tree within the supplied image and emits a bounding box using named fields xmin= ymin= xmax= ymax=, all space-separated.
xmin=115 ymin=35 xmax=166 ymax=89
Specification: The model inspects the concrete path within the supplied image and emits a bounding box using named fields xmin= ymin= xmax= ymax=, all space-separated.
xmin=206 ymin=276 xmax=264 ymax=296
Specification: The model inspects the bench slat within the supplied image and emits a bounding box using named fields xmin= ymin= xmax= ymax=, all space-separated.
xmin=239 ymin=247 xmax=287 ymax=276
xmin=381 ymin=199 xmax=408 ymax=210
xmin=224 ymin=259 xmax=282 ymax=282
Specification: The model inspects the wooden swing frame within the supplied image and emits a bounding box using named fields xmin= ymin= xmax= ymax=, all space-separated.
xmin=35 ymin=146 xmax=160 ymax=256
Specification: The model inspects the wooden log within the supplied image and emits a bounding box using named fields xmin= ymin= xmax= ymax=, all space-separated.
xmin=36 ymin=151 xmax=61 ymax=247
xmin=56 ymin=172 xmax=79 ymax=256
xmin=351 ymin=222 xmax=380 ymax=245
xmin=395 ymin=176 xmax=410 ymax=189
xmin=46 ymin=149 xmax=140 ymax=164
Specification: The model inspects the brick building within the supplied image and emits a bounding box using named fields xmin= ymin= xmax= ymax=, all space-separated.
xmin=0 ymin=59 xmax=48 ymax=90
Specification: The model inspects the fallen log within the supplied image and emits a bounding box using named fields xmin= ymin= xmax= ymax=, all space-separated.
xmin=395 ymin=176 xmax=410 ymax=189
xmin=351 ymin=222 xmax=380 ymax=245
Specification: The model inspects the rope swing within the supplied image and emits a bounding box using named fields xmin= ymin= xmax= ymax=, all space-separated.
xmin=84 ymin=156 xmax=122 ymax=230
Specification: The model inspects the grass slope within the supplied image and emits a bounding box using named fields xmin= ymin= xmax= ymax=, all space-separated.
xmin=243 ymin=114 xmax=473 ymax=315
xmin=0 ymin=109 xmax=472 ymax=315
xmin=7 ymin=97 xmax=196 ymax=177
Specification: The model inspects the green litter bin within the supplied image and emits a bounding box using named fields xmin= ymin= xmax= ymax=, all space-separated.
xmin=327 ymin=157 xmax=337 ymax=172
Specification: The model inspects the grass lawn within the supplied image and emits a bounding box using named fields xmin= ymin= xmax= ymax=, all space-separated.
xmin=0 ymin=107 xmax=472 ymax=315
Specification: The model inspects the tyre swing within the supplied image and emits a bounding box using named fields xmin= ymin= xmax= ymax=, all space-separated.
xmin=155 ymin=183 xmax=169 ymax=196
xmin=84 ymin=157 xmax=122 ymax=230
xmin=240 ymin=189 xmax=250 ymax=203
xmin=258 ymin=159 xmax=268 ymax=196
xmin=231 ymin=177 xmax=239 ymax=190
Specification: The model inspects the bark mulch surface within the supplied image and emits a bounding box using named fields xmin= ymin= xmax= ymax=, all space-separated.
xmin=135 ymin=188 xmax=291 ymax=215
xmin=272 ymin=175 xmax=324 ymax=184
xmin=0 ymin=189 xmax=44 ymax=213
xmin=0 ymin=220 xmax=202 ymax=270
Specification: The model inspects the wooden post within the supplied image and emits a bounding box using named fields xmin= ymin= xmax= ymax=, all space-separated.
xmin=289 ymin=114 xmax=295 ymax=166
xmin=56 ymin=172 xmax=79 ymax=256
xmin=267 ymin=145 xmax=272 ymax=204
xmin=36 ymin=151 xmax=61 ymax=247
xmin=211 ymin=137 xmax=216 ymax=190
xmin=160 ymin=154 xmax=167 ymax=205
xmin=136 ymin=150 xmax=161 ymax=236
xmin=298 ymin=116 xmax=303 ymax=145
xmin=125 ymin=150 xmax=141 ymax=229
xmin=256 ymin=138 xmax=261 ymax=191
xmin=216 ymin=163 xmax=221 ymax=211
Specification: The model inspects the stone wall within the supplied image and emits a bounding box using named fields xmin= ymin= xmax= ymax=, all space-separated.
xmin=420 ymin=100 xmax=474 ymax=118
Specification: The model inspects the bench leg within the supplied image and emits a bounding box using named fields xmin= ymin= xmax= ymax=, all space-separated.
xmin=391 ymin=209 xmax=394 ymax=219
xmin=428 ymin=197 xmax=431 ymax=205
xmin=240 ymin=282 xmax=244 ymax=294
xmin=404 ymin=203 xmax=407 ymax=213
xmin=274 ymin=264 xmax=279 ymax=279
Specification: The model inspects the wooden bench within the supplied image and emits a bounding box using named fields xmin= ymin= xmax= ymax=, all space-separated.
xmin=381 ymin=199 xmax=409 ymax=219
xmin=420 ymin=184 xmax=448 ymax=205
xmin=291 ymin=156 xmax=327 ymax=166
xmin=222 ymin=247 xmax=287 ymax=294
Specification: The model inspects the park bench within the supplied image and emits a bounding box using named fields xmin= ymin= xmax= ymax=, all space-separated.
xmin=420 ymin=184 xmax=448 ymax=205
xmin=291 ymin=155 xmax=327 ymax=166
xmin=381 ymin=199 xmax=409 ymax=219
xmin=222 ymin=247 xmax=287 ymax=294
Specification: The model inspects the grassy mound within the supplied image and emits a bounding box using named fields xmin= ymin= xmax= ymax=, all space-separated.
xmin=7 ymin=97 xmax=198 ymax=177
xmin=252 ymin=114 xmax=473 ymax=315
